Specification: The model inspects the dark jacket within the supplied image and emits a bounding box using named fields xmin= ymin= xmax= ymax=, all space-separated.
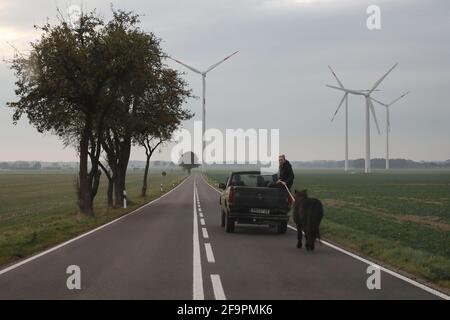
xmin=278 ymin=160 xmax=294 ymax=190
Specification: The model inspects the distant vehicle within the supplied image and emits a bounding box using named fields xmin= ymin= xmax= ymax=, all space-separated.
xmin=218 ymin=171 xmax=292 ymax=233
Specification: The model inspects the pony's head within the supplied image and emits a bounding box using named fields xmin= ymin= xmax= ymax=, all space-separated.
xmin=294 ymin=189 xmax=308 ymax=203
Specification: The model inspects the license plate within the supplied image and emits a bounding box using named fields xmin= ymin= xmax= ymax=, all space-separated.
xmin=250 ymin=208 xmax=270 ymax=214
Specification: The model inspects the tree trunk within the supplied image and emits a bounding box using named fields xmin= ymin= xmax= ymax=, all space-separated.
xmin=87 ymin=140 xmax=103 ymax=214
xmin=114 ymin=137 xmax=131 ymax=208
xmin=107 ymin=178 xmax=114 ymax=208
xmin=140 ymin=139 xmax=162 ymax=197
xmin=98 ymin=162 xmax=114 ymax=208
xmin=89 ymin=168 xmax=101 ymax=210
xmin=114 ymin=172 xmax=124 ymax=208
xmin=141 ymin=154 xmax=150 ymax=197
xmin=78 ymin=122 xmax=93 ymax=215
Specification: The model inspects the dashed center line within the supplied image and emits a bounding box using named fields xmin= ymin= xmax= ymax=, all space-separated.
xmin=202 ymin=227 xmax=209 ymax=239
xmin=204 ymin=243 xmax=215 ymax=263
xmin=211 ymin=274 xmax=226 ymax=300
xmin=195 ymin=179 xmax=227 ymax=300
xmin=192 ymin=181 xmax=204 ymax=300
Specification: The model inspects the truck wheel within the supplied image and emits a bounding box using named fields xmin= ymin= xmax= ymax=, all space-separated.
xmin=225 ymin=216 xmax=235 ymax=233
xmin=220 ymin=210 xmax=225 ymax=227
xmin=277 ymin=222 xmax=287 ymax=234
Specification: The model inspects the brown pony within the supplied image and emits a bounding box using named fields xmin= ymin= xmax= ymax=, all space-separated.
xmin=293 ymin=189 xmax=323 ymax=251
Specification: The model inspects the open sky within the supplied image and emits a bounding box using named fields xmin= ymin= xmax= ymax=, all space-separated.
xmin=0 ymin=0 xmax=449 ymax=162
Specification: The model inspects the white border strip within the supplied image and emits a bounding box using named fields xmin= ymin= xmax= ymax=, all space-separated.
xmin=201 ymin=174 xmax=449 ymax=300
xmin=211 ymin=274 xmax=226 ymax=300
xmin=0 ymin=175 xmax=190 ymax=277
xmin=193 ymin=180 xmax=204 ymax=300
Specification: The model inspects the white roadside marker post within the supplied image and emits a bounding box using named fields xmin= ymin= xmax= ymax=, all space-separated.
xmin=123 ymin=190 xmax=127 ymax=209
xmin=160 ymin=183 xmax=163 ymax=192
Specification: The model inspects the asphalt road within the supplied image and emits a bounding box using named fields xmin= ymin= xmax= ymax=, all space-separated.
xmin=0 ymin=174 xmax=446 ymax=300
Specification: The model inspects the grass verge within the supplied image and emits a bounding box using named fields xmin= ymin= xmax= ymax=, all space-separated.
xmin=0 ymin=170 xmax=187 ymax=268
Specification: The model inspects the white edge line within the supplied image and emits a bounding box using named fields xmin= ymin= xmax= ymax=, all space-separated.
xmin=0 ymin=175 xmax=191 ymax=277
xmin=204 ymin=243 xmax=215 ymax=263
xmin=193 ymin=180 xmax=204 ymax=300
xmin=201 ymin=174 xmax=449 ymax=300
xmin=211 ymin=274 xmax=226 ymax=300
xmin=200 ymin=218 xmax=205 ymax=226
xmin=286 ymin=225 xmax=449 ymax=300
xmin=199 ymin=212 xmax=204 ymax=218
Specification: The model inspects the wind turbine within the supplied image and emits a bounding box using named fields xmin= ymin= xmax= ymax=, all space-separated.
xmin=371 ymin=91 xmax=410 ymax=170
xmin=328 ymin=65 xmax=350 ymax=171
xmin=327 ymin=66 xmax=382 ymax=172
xmin=168 ymin=51 xmax=239 ymax=163
xmin=327 ymin=63 xmax=398 ymax=173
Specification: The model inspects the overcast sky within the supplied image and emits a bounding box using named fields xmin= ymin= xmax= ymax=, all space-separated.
xmin=0 ymin=0 xmax=449 ymax=162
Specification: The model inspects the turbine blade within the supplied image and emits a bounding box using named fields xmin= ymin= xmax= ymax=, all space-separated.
xmin=331 ymin=93 xmax=348 ymax=122
xmin=369 ymin=63 xmax=398 ymax=94
xmin=370 ymin=96 xmax=387 ymax=107
xmin=361 ymin=89 xmax=381 ymax=92
xmin=167 ymin=56 xmax=202 ymax=74
xmin=326 ymin=85 xmax=362 ymax=95
xmin=368 ymin=98 xmax=381 ymax=134
xmin=326 ymin=84 xmax=346 ymax=92
xmin=389 ymin=91 xmax=410 ymax=106
xmin=328 ymin=65 xmax=344 ymax=88
xmin=206 ymin=51 xmax=239 ymax=73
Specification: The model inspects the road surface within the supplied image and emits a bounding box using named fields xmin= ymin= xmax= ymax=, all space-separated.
xmin=0 ymin=174 xmax=446 ymax=299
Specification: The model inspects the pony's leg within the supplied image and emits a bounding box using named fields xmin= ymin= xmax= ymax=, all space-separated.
xmin=305 ymin=234 xmax=313 ymax=251
xmin=296 ymin=224 xmax=302 ymax=248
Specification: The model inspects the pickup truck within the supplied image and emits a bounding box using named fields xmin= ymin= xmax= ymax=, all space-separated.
xmin=218 ymin=171 xmax=292 ymax=233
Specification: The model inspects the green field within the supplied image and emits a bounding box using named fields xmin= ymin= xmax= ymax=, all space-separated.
xmin=0 ymin=169 xmax=186 ymax=267
xmin=205 ymin=169 xmax=450 ymax=291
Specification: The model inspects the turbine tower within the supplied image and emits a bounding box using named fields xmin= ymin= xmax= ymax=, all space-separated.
xmin=327 ymin=63 xmax=398 ymax=173
xmin=168 ymin=52 xmax=239 ymax=162
xmin=371 ymin=91 xmax=410 ymax=170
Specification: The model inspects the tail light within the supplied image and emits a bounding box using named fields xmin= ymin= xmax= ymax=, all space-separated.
xmin=228 ymin=186 xmax=234 ymax=205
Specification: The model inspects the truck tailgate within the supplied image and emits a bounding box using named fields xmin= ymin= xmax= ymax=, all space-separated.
xmin=231 ymin=186 xmax=288 ymax=210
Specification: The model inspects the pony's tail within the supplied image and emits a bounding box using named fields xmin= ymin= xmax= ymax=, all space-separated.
xmin=316 ymin=201 xmax=323 ymax=245
xmin=317 ymin=228 xmax=322 ymax=245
